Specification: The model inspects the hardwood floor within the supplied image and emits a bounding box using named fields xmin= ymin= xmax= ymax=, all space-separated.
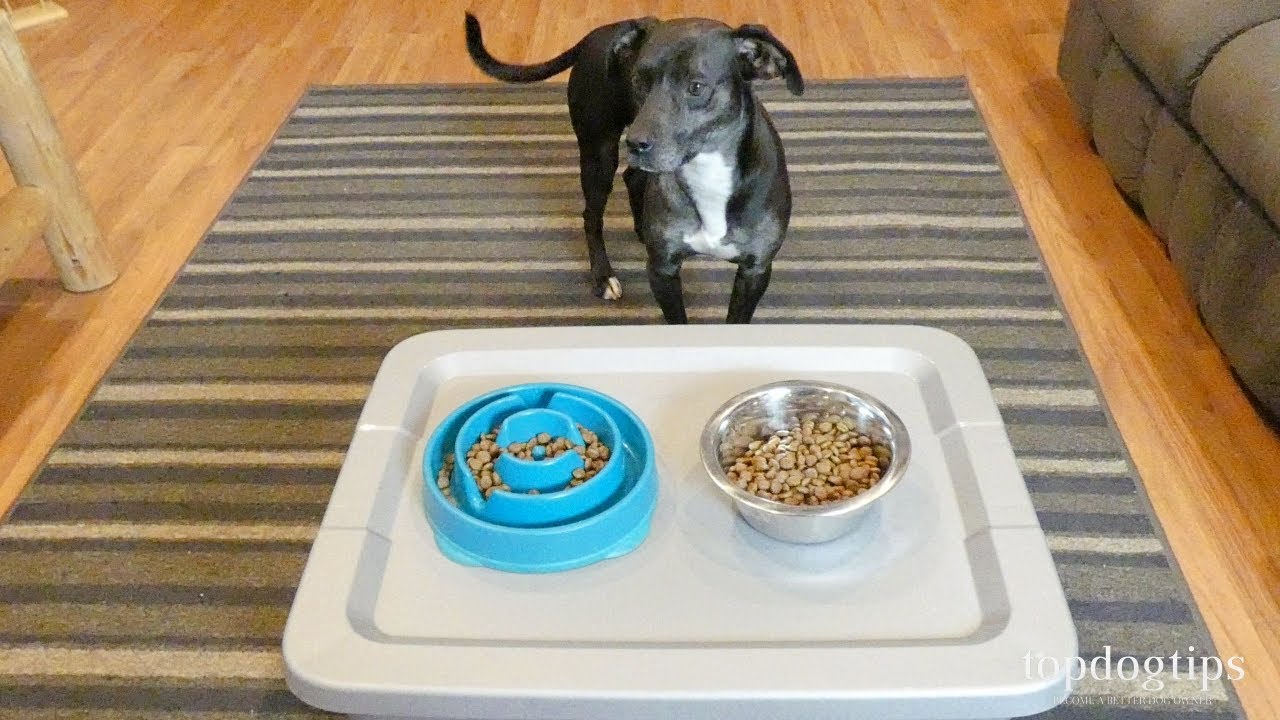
xmin=0 ymin=1 xmax=1276 ymax=716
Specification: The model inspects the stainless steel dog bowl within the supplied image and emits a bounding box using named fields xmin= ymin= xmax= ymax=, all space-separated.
xmin=700 ymin=380 xmax=911 ymax=544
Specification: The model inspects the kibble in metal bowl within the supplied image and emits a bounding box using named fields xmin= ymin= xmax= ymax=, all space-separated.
xmin=722 ymin=417 xmax=891 ymax=506
xmin=700 ymin=380 xmax=911 ymax=544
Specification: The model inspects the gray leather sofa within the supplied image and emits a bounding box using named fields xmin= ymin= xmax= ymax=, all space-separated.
xmin=1057 ymin=0 xmax=1280 ymax=418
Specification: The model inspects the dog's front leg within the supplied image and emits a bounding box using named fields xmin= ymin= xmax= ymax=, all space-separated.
xmin=577 ymin=138 xmax=623 ymax=301
xmin=645 ymin=250 xmax=688 ymax=324
xmin=726 ymin=258 xmax=773 ymax=324
xmin=622 ymin=166 xmax=647 ymax=236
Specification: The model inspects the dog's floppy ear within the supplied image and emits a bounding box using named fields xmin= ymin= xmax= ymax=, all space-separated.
xmin=732 ymin=24 xmax=804 ymax=95
xmin=612 ymin=17 xmax=658 ymax=65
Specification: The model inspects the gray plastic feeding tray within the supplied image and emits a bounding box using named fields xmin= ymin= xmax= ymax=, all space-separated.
xmin=283 ymin=325 xmax=1077 ymax=720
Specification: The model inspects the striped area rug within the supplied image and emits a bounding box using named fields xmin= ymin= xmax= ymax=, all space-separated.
xmin=0 ymin=80 xmax=1243 ymax=718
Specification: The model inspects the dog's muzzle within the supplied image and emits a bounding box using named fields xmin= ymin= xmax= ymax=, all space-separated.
xmin=626 ymin=141 xmax=684 ymax=173
xmin=625 ymin=138 xmax=658 ymax=171
xmin=625 ymin=138 xmax=653 ymax=155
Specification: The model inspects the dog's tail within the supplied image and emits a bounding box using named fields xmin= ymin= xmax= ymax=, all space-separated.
xmin=465 ymin=13 xmax=584 ymax=82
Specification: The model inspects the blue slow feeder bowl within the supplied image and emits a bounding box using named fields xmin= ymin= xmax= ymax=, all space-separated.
xmin=423 ymin=383 xmax=658 ymax=573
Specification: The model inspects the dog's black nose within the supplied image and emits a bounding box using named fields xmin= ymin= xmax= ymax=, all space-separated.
xmin=626 ymin=138 xmax=653 ymax=155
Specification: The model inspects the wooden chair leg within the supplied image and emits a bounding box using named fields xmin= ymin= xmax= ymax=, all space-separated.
xmin=3 ymin=2 xmax=69 ymax=32
xmin=0 ymin=12 xmax=115 ymax=292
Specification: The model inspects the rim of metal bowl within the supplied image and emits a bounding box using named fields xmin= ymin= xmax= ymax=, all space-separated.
xmin=699 ymin=380 xmax=911 ymax=518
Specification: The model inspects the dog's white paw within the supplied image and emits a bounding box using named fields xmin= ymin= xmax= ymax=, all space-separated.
xmin=602 ymin=276 xmax=623 ymax=301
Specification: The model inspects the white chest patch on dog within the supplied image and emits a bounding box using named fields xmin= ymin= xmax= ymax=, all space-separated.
xmin=678 ymin=152 xmax=738 ymax=260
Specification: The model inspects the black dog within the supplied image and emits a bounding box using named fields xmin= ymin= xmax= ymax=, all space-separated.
xmin=465 ymin=14 xmax=802 ymax=323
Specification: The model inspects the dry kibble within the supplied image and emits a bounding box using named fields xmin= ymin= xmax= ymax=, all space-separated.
xmin=436 ymin=454 xmax=458 ymax=506
xmin=721 ymin=417 xmax=892 ymax=506
xmin=451 ymin=422 xmax=614 ymax=498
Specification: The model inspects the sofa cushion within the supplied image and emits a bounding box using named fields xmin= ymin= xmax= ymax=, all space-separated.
xmin=1093 ymin=0 xmax=1280 ymax=121
xmin=1090 ymin=46 xmax=1162 ymax=200
xmin=1197 ymin=200 xmax=1280 ymax=417
xmin=1191 ymin=19 xmax=1280 ymax=231
xmin=1140 ymin=109 xmax=1196 ymax=240
xmin=1165 ymin=143 xmax=1240 ymax=295
xmin=1057 ymin=0 xmax=1112 ymax=133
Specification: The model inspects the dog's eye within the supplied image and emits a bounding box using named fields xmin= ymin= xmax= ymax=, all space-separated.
xmin=687 ymin=81 xmax=707 ymax=96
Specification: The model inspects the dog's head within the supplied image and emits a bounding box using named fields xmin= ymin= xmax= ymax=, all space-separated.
xmin=621 ymin=19 xmax=803 ymax=173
